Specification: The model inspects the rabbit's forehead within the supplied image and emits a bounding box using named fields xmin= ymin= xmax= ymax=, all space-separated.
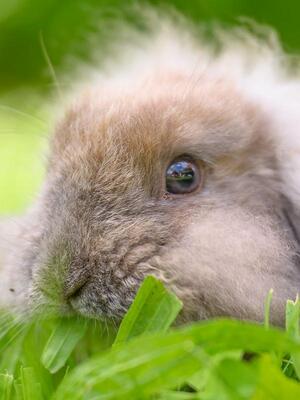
xmin=52 ymin=79 xmax=266 ymax=177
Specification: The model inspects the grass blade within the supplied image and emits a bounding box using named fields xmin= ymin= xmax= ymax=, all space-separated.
xmin=254 ymin=355 xmax=300 ymax=399
xmin=19 ymin=367 xmax=43 ymax=400
xmin=285 ymin=297 xmax=300 ymax=379
xmin=53 ymin=340 xmax=207 ymax=400
xmin=114 ymin=276 xmax=182 ymax=346
xmin=158 ymin=391 xmax=201 ymax=399
xmin=41 ymin=317 xmax=87 ymax=374
xmin=0 ymin=373 xmax=13 ymax=400
xmin=286 ymin=297 xmax=300 ymax=339
xmin=264 ymin=289 xmax=273 ymax=329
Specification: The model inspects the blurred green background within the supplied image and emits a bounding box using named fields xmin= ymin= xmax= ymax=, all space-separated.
xmin=1 ymin=0 xmax=299 ymax=214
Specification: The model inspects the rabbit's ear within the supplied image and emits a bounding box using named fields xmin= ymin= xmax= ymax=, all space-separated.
xmin=278 ymin=141 xmax=300 ymax=245
xmin=273 ymin=107 xmax=300 ymax=245
xmin=248 ymin=70 xmax=300 ymax=246
xmin=282 ymin=196 xmax=300 ymax=245
xmin=232 ymin=24 xmax=300 ymax=242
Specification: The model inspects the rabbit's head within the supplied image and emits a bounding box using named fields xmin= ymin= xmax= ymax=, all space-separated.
xmin=14 ymin=25 xmax=300 ymax=325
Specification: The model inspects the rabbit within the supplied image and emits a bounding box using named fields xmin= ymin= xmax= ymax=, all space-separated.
xmin=1 ymin=13 xmax=300 ymax=326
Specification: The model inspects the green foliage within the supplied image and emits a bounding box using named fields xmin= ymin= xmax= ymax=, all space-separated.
xmin=1 ymin=0 xmax=300 ymax=214
xmin=0 ymin=105 xmax=47 ymax=214
xmin=0 ymin=0 xmax=300 ymax=96
xmin=0 ymin=373 xmax=13 ymax=400
xmin=0 ymin=277 xmax=300 ymax=399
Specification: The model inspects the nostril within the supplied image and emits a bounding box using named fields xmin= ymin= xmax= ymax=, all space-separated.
xmin=63 ymin=270 xmax=90 ymax=299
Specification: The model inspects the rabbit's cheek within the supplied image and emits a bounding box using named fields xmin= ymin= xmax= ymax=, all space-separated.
xmin=150 ymin=208 xmax=300 ymax=324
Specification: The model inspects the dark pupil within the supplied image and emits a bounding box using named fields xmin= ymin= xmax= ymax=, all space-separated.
xmin=166 ymin=161 xmax=197 ymax=194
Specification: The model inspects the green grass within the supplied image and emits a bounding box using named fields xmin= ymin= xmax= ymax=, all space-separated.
xmin=0 ymin=105 xmax=46 ymax=214
xmin=1 ymin=276 xmax=300 ymax=399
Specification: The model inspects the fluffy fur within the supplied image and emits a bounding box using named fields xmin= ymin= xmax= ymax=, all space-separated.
xmin=1 ymin=12 xmax=300 ymax=325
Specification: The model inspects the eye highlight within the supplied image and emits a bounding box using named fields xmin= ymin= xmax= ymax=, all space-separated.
xmin=165 ymin=158 xmax=202 ymax=195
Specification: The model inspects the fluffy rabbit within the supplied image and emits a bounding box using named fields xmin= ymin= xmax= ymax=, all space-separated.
xmin=1 ymin=15 xmax=300 ymax=325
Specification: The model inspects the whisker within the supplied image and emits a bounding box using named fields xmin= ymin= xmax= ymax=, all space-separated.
xmin=39 ymin=31 xmax=63 ymax=100
xmin=0 ymin=129 xmax=49 ymax=139
xmin=0 ymin=104 xmax=47 ymax=127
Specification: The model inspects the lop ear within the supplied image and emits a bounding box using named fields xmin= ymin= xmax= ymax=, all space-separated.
xmin=245 ymin=57 xmax=300 ymax=246
xmin=276 ymin=125 xmax=300 ymax=245
xmin=229 ymin=23 xmax=300 ymax=243
xmin=282 ymin=195 xmax=300 ymax=245
xmin=272 ymin=103 xmax=300 ymax=246
xmin=276 ymin=120 xmax=300 ymax=245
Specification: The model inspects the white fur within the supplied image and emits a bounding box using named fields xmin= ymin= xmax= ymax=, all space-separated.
xmin=76 ymin=18 xmax=300 ymax=209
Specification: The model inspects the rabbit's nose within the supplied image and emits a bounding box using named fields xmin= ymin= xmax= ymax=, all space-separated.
xmin=63 ymin=268 xmax=90 ymax=299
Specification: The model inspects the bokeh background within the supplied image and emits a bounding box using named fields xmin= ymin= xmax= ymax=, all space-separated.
xmin=1 ymin=0 xmax=299 ymax=214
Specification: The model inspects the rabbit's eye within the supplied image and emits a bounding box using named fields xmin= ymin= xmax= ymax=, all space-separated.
xmin=166 ymin=159 xmax=201 ymax=195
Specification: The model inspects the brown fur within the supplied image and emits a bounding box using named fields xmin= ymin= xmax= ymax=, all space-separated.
xmin=0 ymin=22 xmax=300 ymax=325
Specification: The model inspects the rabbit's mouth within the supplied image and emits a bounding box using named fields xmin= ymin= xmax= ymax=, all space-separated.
xmin=57 ymin=255 xmax=160 ymax=320
xmin=56 ymin=241 xmax=167 ymax=320
xmin=64 ymin=270 xmax=144 ymax=321
xmin=30 ymin=266 xmax=145 ymax=321
xmin=64 ymin=265 xmax=168 ymax=321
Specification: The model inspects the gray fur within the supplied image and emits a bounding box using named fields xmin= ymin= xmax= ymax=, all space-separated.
xmin=1 ymin=18 xmax=300 ymax=325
